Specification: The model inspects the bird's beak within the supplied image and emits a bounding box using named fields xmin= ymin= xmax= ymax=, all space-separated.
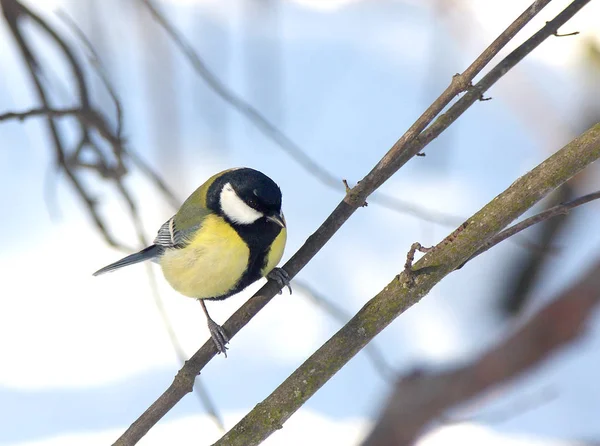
xmin=266 ymin=212 xmax=286 ymax=228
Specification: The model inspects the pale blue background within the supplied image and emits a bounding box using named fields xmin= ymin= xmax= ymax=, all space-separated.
xmin=1 ymin=1 xmax=599 ymax=445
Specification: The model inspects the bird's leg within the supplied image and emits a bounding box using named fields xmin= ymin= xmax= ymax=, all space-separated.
xmin=267 ymin=267 xmax=292 ymax=295
xmin=199 ymin=300 xmax=229 ymax=356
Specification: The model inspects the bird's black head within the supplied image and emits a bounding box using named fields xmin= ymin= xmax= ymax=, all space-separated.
xmin=207 ymin=168 xmax=285 ymax=227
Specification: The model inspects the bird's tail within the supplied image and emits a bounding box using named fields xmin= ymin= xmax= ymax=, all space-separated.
xmin=93 ymin=245 xmax=163 ymax=276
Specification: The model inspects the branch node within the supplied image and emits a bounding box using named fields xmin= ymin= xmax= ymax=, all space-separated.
xmin=554 ymin=30 xmax=579 ymax=37
xmin=403 ymin=242 xmax=433 ymax=286
xmin=343 ymin=179 xmax=368 ymax=207
xmin=174 ymin=362 xmax=199 ymax=392
xmin=342 ymin=178 xmax=351 ymax=194
xmin=547 ymin=22 xmax=580 ymax=37
xmin=463 ymin=82 xmax=492 ymax=102
xmin=450 ymin=72 xmax=472 ymax=94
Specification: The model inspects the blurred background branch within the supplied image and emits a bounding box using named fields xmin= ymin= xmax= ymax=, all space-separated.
xmin=1 ymin=0 xmax=128 ymax=248
xmin=363 ymin=254 xmax=600 ymax=446
xmin=294 ymin=279 xmax=397 ymax=383
xmin=140 ymin=0 xmax=469 ymax=227
xmin=0 ymin=0 xmax=225 ymax=432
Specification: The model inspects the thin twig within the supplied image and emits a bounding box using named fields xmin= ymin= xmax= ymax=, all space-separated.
xmin=0 ymin=106 xmax=82 ymax=121
xmin=0 ymin=105 xmax=181 ymax=209
xmin=440 ymin=385 xmax=558 ymax=426
xmin=0 ymin=0 xmax=124 ymax=248
xmin=461 ymin=190 xmax=600 ymax=268
xmin=57 ymin=9 xmax=125 ymax=145
xmin=403 ymin=242 xmax=433 ymax=286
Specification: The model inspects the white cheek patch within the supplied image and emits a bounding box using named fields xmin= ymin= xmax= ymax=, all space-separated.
xmin=220 ymin=183 xmax=263 ymax=224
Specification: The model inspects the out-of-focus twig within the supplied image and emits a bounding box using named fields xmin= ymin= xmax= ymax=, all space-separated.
xmin=127 ymin=149 xmax=181 ymax=210
xmin=0 ymin=106 xmax=82 ymax=121
xmin=57 ymin=11 xmax=222 ymax=429
xmin=139 ymin=0 xmax=335 ymax=187
xmin=144 ymin=264 xmax=225 ymax=432
xmin=0 ymin=104 xmax=181 ymax=209
xmin=0 ymin=0 xmax=125 ymax=248
xmin=56 ymin=8 xmax=181 ymax=209
xmin=496 ymin=184 xmax=575 ymax=317
xmin=139 ymin=0 xmax=466 ymax=227
xmin=1 ymin=0 xmax=179 ymax=233
xmin=362 ymin=257 xmax=600 ymax=446
xmin=1 ymin=0 xmax=219 ymax=430
xmin=440 ymin=385 xmax=558 ymax=426
xmin=56 ymin=9 xmax=125 ymax=141
xmin=460 ymin=189 xmax=600 ymax=268
xmin=294 ymin=279 xmax=396 ymax=383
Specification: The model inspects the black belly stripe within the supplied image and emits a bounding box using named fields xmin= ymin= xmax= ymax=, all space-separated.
xmin=206 ymin=218 xmax=282 ymax=301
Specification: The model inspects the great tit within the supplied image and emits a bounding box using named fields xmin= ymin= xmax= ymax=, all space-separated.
xmin=93 ymin=167 xmax=289 ymax=355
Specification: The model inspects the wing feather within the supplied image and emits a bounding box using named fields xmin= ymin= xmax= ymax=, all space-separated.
xmin=154 ymin=216 xmax=196 ymax=249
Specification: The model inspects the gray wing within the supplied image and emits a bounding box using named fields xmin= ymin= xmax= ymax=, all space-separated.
xmin=154 ymin=216 xmax=197 ymax=249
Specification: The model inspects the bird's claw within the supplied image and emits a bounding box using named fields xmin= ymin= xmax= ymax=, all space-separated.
xmin=207 ymin=318 xmax=229 ymax=357
xmin=268 ymin=267 xmax=292 ymax=295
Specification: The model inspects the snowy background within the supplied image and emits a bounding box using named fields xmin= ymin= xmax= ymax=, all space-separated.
xmin=1 ymin=0 xmax=600 ymax=445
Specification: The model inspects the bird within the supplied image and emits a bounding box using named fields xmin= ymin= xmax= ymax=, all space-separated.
xmin=93 ymin=167 xmax=290 ymax=355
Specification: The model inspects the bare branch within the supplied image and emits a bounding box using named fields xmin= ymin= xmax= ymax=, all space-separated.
xmin=56 ymin=9 xmax=125 ymax=142
xmin=363 ymin=257 xmax=600 ymax=446
xmin=461 ymin=190 xmax=600 ymax=267
xmin=0 ymin=106 xmax=82 ymax=121
xmin=0 ymin=0 xmax=124 ymax=248
xmin=53 ymin=11 xmax=183 ymax=212
xmin=0 ymin=104 xmax=181 ymax=210
xmin=440 ymin=385 xmax=558 ymax=426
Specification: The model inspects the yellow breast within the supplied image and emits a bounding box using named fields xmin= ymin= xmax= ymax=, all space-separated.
xmin=261 ymin=227 xmax=287 ymax=277
xmin=159 ymin=215 xmax=250 ymax=298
